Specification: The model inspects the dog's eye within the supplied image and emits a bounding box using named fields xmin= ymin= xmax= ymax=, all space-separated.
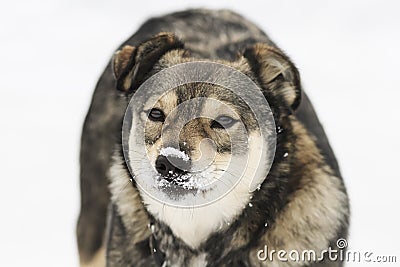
xmin=148 ymin=108 xmax=165 ymax=122
xmin=211 ymin=116 xmax=236 ymax=129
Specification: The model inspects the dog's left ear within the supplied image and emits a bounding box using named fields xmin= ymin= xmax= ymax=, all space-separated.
xmin=244 ymin=44 xmax=301 ymax=111
xmin=112 ymin=32 xmax=184 ymax=93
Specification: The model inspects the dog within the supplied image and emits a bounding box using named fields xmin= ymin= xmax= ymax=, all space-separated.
xmin=77 ymin=9 xmax=349 ymax=267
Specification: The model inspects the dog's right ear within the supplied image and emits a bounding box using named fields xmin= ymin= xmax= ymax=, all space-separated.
xmin=112 ymin=32 xmax=184 ymax=93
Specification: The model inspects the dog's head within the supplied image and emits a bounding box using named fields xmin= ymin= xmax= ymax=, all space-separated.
xmin=112 ymin=32 xmax=301 ymax=205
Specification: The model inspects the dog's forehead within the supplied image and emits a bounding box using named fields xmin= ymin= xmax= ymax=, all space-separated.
xmin=171 ymin=83 xmax=241 ymax=104
xmin=156 ymin=50 xmax=256 ymax=103
xmin=153 ymin=83 xmax=235 ymax=107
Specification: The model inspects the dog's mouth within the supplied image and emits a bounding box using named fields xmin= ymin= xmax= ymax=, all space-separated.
xmin=153 ymin=170 xmax=218 ymax=200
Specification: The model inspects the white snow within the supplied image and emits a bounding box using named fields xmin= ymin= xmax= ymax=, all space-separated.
xmin=160 ymin=147 xmax=190 ymax=161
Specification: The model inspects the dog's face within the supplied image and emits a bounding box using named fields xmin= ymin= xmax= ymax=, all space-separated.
xmin=112 ymin=32 xmax=301 ymax=247
xmin=140 ymin=83 xmax=258 ymax=192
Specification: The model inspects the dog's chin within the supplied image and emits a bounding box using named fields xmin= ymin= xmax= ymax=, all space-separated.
xmin=154 ymin=173 xmax=216 ymax=201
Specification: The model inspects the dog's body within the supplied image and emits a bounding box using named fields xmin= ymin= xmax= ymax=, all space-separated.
xmin=77 ymin=9 xmax=349 ymax=267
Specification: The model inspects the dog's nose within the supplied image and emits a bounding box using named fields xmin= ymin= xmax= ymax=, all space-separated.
xmin=155 ymin=155 xmax=188 ymax=178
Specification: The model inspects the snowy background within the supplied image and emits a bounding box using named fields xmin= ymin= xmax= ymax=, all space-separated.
xmin=1 ymin=0 xmax=399 ymax=266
